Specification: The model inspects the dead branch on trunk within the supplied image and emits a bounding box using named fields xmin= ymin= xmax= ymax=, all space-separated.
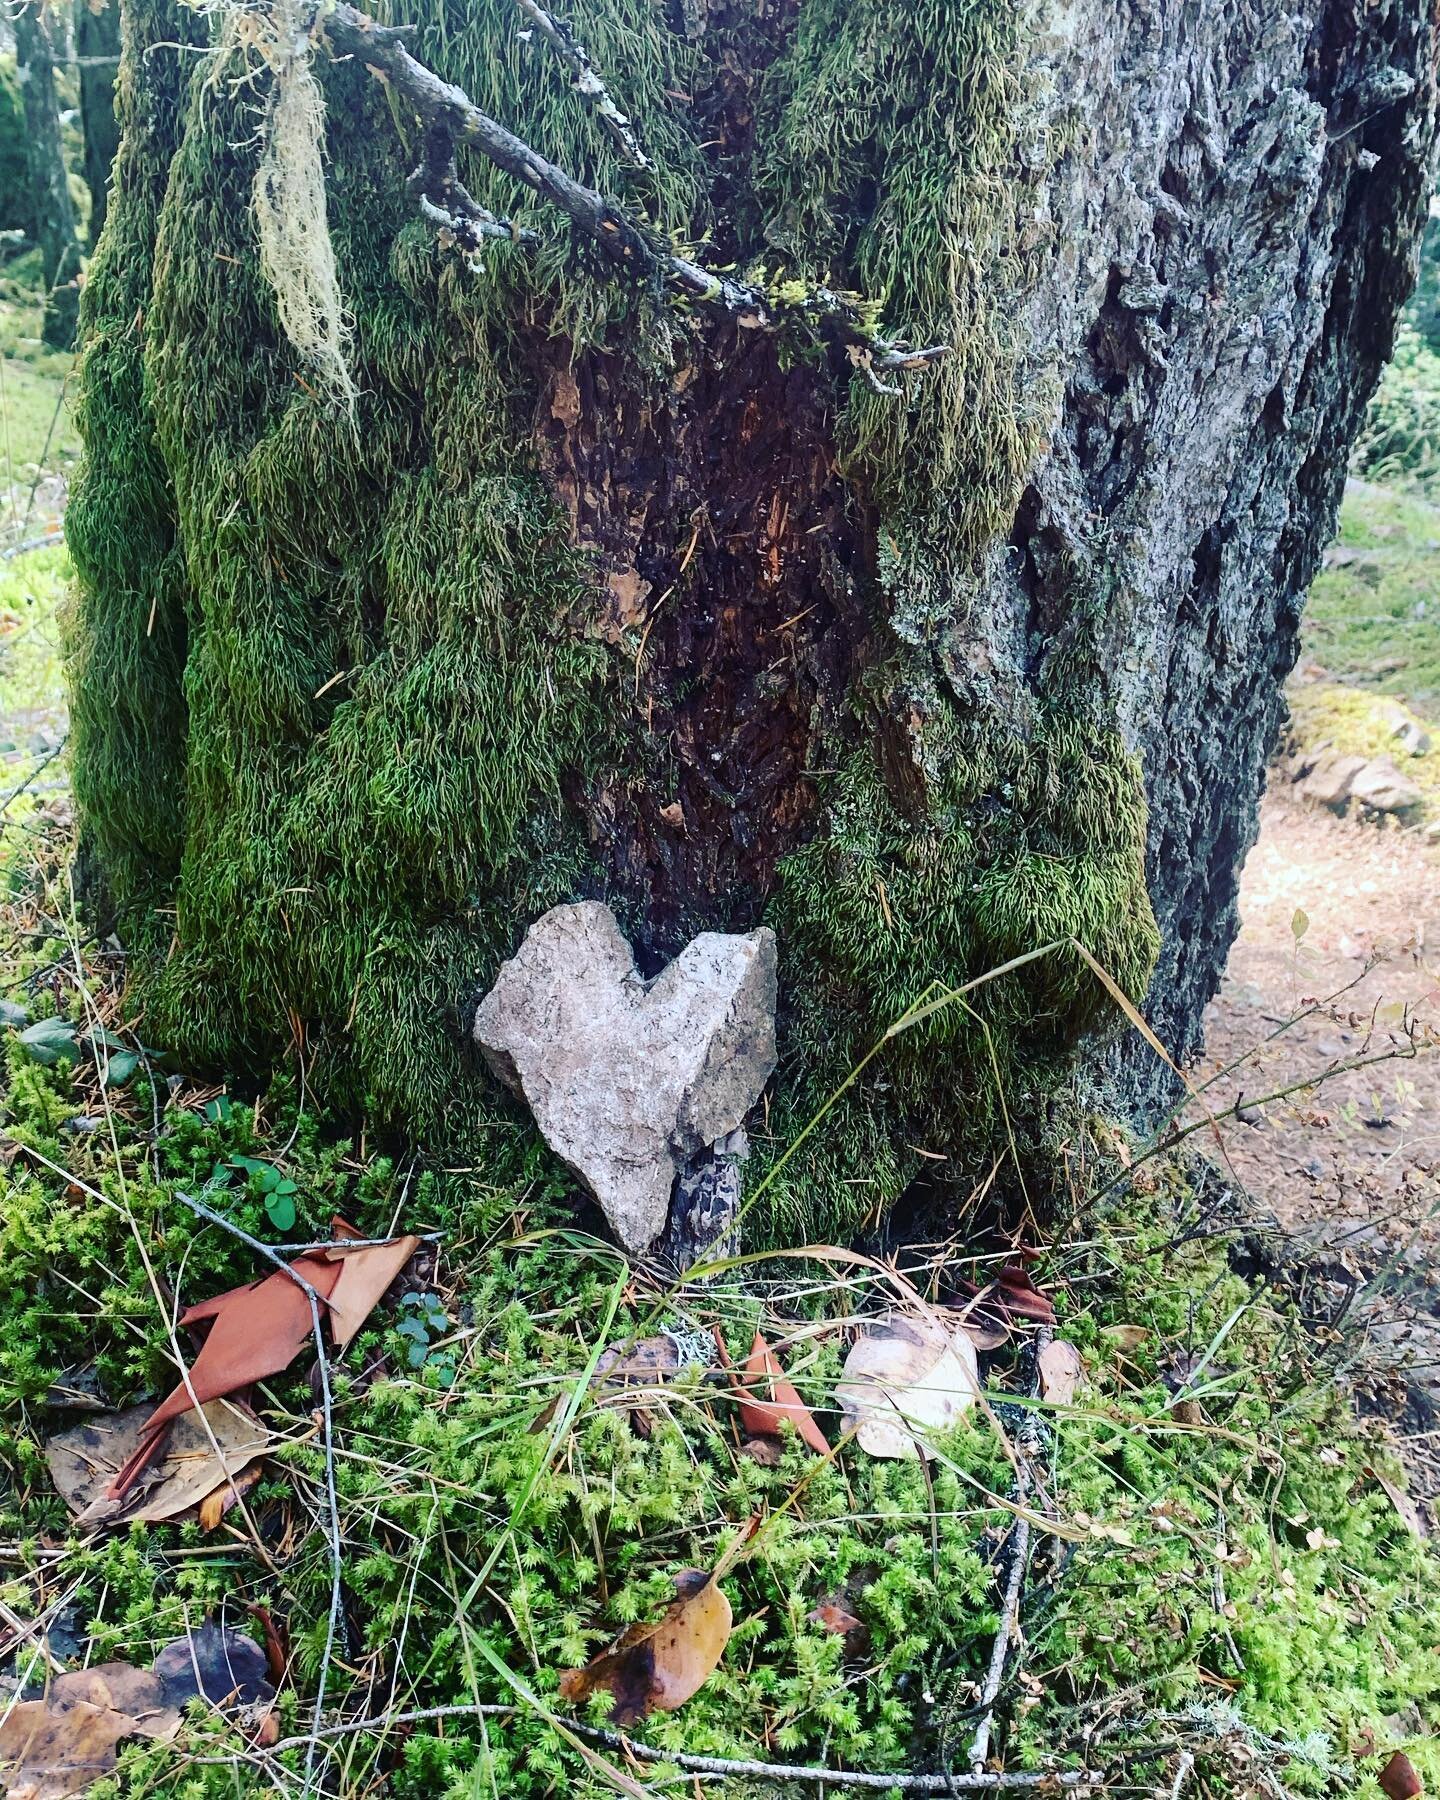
xmin=322 ymin=2 xmax=949 ymax=391
xmin=511 ymin=0 xmax=648 ymax=169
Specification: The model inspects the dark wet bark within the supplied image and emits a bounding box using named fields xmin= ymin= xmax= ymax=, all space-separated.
xmin=13 ymin=0 xmax=83 ymax=348
xmin=76 ymin=0 xmax=121 ymax=247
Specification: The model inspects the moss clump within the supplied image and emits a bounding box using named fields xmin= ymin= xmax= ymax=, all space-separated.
xmin=761 ymin=703 xmax=1159 ymax=1238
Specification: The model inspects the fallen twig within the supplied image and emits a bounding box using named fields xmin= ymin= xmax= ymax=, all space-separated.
xmin=511 ymin=0 xmax=646 ymax=167
xmin=204 ymin=1699 xmax=1099 ymax=1790
xmin=967 ymin=1330 xmax=1053 ymax=1775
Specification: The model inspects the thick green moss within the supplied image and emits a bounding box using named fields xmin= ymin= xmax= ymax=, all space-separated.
xmin=66 ymin=0 xmax=1156 ymax=1219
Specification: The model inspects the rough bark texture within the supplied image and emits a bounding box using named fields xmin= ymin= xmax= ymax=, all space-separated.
xmin=13 ymin=0 xmax=82 ymax=348
xmin=64 ymin=0 xmax=1439 ymax=1239
xmin=1002 ymin=0 xmax=1440 ymax=1114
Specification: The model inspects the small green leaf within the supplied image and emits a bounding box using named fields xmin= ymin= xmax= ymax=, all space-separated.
xmin=263 ymin=1189 xmax=297 ymax=1232
xmin=0 ymin=1000 xmax=29 ymax=1028
xmin=274 ymin=1178 xmax=298 ymax=1197
xmin=203 ymin=1096 xmax=233 ymax=1122
xmin=396 ymin=1317 xmax=428 ymax=1342
xmin=104 ymin=1051 xmax=140 ymax=1087
xmin=1291 ymin=907 xmax=1309 ymax=941
xmin=406 ymin=1342 xmax=429 ymax=1368
xmin=18 ymin=1017 xmax=78 ymax=1065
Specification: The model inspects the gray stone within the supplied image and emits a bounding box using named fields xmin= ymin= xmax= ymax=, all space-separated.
xmin=1298 ymin=753 xmax=1367 ymax=811
xmin=1378 ymin=700 xmax=1433 ymax=757
xmin=474 ymin=903 xmax=777 ymax=1254
xmin=1350 ymin=756 xmax=1424 ymax=815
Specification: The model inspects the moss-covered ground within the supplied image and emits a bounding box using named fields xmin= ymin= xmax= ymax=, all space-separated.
xmin=0 ymin=788 xmax=1434 ymax=1797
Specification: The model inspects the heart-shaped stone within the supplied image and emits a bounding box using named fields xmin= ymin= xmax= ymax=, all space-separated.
xmin=474 ymin=903 xmax=777 ymax=1254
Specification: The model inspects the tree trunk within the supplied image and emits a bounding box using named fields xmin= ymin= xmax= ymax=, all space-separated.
xmin=13 ymin=0 xmax=82 ymax=348
xmin=75 ymin=0 xmax=121 ymax=247
xmin=66 ymin=0 xmax=1439 ymax=1242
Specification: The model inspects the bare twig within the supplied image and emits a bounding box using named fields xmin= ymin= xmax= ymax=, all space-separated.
xmin=967 ymin=1336 xmax=1051 ymax=1775
xmin=171 ymin=1190 xmax=342 ymax=1800
xmin=204 ymin=1700 xmax=1098 ymax=1790
xmin=321 ymin=3 xmax=948 ymax=383
xmin=512 ymin=0 xmax=647 ymax=168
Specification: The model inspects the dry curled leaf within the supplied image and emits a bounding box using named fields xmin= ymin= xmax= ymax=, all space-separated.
xmin=47 ymin=1399 xmax=269 ymax=1530
xmin=1101 ymin=1323 xmax=1149 ymax=1355
xmin=559 ymin=1569 xmax=732 ymax=1725
xmin=1037 ymin=1338 xmax=1083 ymax=1407
xmin=324 ymin=1228 xmax=421 ymax=1350
xmin=836 ymin=1312 xmax=980 ymax=1460
xmin=1380 ymin=1752 xmax=1423 ymax=1800
xmin=716 ymin=1330 xmax=828 ymax=1454
xmin=0 ymin=1623 xmax=272 ymax=1800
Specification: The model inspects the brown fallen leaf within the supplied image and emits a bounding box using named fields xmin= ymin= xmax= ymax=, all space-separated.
xmin=809 ymin=1598 xmax=864 ymax=1638
xmin=836 ymin=1312 xmax=980 ymax=1460
xmin=0 ymin=1623 xmax=271 ymax=1800
xmin=107 ymin=1222 xmax=416 ymax=1499
xmin=106 ymin=1251 xmax=345 ymax=1499
xmin=197 ymin=1458 xmax=264 ymax=1532
xmin=47 ymin=1399 xmax=270 ymax=1530
xmin=740 ymin=1436 xmax=783 ymax=1466
xmin=1101 ymin=1323 xmax=1149 ymax=1355
xmin=1037 ymin=1338 xmax=1083 ymax=1407
xmin=716 ymin=1330 xmax=828 ymax=1454
xmin=995 ymin=1260 xmax=1057 ymax=1324
xmin=1380 ymin=1752 xmax=1423 ymax=1800
xmin=324 ymin=1228 xmax=421 ymax=1350
xmin=559 ymin=1569 xmax=732 ymax=1725
xmin=0 ymin=1697 xmax=135 ymax=1799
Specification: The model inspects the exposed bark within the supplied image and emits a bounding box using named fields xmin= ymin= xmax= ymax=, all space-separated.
xmin=995 ymin=0 xmax=1440 ymax=1113
xmin=76 ymin=0 xmax=121 ymax=247
xmin=13 ymin=0 xmax=83 ymax=348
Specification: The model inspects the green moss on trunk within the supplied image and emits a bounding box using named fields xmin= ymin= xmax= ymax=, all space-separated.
xmin=66 ymin=0 xmax=1157 ymax=1224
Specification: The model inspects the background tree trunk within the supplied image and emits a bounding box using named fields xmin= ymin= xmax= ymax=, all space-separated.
xmin=66 ymin=0 xmax=1439 ymax=1239
xmin=13 ymin=0 xmax=82 ymax=348
xmin=76 ymin=0 xmax=121 ymax=247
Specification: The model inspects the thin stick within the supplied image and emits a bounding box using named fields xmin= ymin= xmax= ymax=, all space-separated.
xmin=171 ymin=1190 xmax=342 ymax=1800
xmin=1165 ymin=1751 xmax=1196 ymax=1800
xmin=967 ymin=1332 xmax=1052 ymax=1775
xmin=203 ymin=1701 xmax=1098 ymax=1791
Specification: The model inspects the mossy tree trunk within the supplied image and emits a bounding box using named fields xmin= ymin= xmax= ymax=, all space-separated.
xmin=75 ymin=0 xmax=121 ymax=248
xmin=67 ymin=0 xmax=1439 ymax=1238
xmin=13 ymin=0 xmax=82 ymax=348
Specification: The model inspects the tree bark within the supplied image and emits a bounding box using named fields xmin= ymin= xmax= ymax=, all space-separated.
xmin=65 ymin=0 xmax=1439 ymax=1239
xmin=13 ymin=0 xmax=83 ymax=348
xmin=76 ymin=0 xmax=121 ymax=247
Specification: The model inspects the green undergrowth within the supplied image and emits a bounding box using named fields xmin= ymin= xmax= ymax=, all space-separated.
xmin=1304 ymin=481 xmax=1440 ymax=708
xmin=0 ymin=1012 xmax=1433 ymax=1798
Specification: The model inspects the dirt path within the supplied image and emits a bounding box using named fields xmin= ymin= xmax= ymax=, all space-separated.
xmin=1198 ymin=792 xmax=1439 ymax=1259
